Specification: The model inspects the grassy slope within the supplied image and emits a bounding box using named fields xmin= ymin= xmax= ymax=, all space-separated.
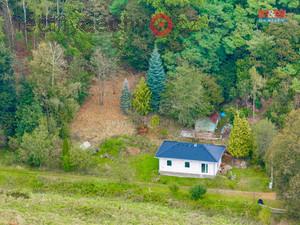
xmin=0 ymin=193 xmax=257 ymax=225
xmin=0 ymin=166 xmax=263 ymax=225
xmin=97 ymin=136 xmax=270 ymax=192
xmin=0 ymin=141 xmax=279 ymax=224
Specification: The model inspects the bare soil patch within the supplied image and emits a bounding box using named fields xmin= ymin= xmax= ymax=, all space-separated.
xmin=71 ymin=72 xmax=140 ymax=145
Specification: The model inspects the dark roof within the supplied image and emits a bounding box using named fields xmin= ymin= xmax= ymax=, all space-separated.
xmin=155 ymin=141 xmax=226 ymax=162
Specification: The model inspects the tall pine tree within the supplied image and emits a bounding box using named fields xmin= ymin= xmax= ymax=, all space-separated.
xmin=146 ymin=46 xmax=166 ymax=111
xmin=120 ymin=78 xmax=131 ymax=114
xmin=228 ymin=113 xmax=254 ymax=158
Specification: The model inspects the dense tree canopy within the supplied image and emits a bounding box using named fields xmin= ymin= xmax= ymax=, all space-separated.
xmin=0 ymin=43 xmax=16 ymax=137
xmin=160 ymin=64 xmax=223 ymax=126
xmin=267 ymin=110 xmax=300 ymax=218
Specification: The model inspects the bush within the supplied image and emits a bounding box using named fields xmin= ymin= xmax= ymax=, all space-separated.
xmin=150 ymin=115 xmax=160 ymax=129
xmin=68 ymin=145 xmax=97 ymax=172
xmin=189 ymin=185 xmax=207 ymax=200
xmin=99 ymin=137 xmax=126 ymax=157
xmin=17 ymin=119 xmax=61 ymax=168
xmin=159 ymin=128 xmax=169 ymax=139
xmin=239 ymin=107 xmax=251 ymax=118
xmin=6 ymin=191 xmax=30 ymax=199
xmin=169 ymin=184 xmax=179 ymax=194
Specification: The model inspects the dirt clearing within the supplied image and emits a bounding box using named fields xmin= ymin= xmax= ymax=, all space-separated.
xmin=71 ymin=72 xmax=140 ymax=145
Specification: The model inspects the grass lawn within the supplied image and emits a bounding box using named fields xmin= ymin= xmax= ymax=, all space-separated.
xmin=0 ymin=136 xmax=272 ymax=195
xmin=97 ymin=136 xmax=271 ymax=192
xmin=131 ymin=154 xmax=270 ymax=192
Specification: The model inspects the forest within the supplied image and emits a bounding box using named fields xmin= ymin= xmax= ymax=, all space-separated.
xmin=0 ymin=0 xmax=300 ymax=224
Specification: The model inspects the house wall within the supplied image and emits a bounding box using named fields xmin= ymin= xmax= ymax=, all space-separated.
xmin=158 ymin=158 xmax=219 ymax=177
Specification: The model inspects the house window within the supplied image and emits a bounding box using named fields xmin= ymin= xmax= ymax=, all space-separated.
xmin=185 ymin=162 xmax=190 ymax=168
xmin=201 ymin=163 xmax=208 ymax=173
xmin=167 ymin=160 xmax=172 ymax=166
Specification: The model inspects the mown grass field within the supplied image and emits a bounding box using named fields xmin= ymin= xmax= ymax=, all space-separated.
xmin=0 ymin=192 xmax=260 ymax=225
xmin=0 ymin=166 xmax=262 ymax=225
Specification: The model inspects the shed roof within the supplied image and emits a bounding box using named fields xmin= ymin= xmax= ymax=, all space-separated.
xmin=155 ymin=141 xmax=226 ymax=162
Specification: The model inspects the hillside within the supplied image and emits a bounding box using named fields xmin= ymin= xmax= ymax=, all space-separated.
xmin=0 ymin=166 xmax=260 ymax=225
xmin=71 ymin=73 xmax=139 ymax=144
xmin=0 ymin=0 xmax=299 ymax=224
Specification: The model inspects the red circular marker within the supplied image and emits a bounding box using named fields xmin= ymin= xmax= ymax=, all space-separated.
xmin=150 ymin=13 xmax=173 ymax=37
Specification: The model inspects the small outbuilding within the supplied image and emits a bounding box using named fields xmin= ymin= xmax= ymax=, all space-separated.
xmin=195 ymin=113 xmax=220 ymax=133
xmin=155 ymin=141 xmax=226 ymax=178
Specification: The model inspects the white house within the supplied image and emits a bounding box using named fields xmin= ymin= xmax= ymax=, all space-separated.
xmin=155 ymin=141 xmax=226 ymax=178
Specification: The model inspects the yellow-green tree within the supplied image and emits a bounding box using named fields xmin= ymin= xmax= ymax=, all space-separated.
xmin=132 ymin=77 xmax=151 ymax=116
xmin=228 ymin=113 xmax=254 ymax=158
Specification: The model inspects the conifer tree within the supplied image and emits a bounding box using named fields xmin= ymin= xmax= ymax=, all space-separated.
xmin=146 ymin=46 xmax=166 ymax=111
xmin=228 ymin=113 xmax=254 ymax=158
xmin=62 ymin=137 xmax=71 ymax=171
xmin=120 ymin=78 xmax=131 ymax=114
xmin=132 ymin=77 xmax=151 ymax=116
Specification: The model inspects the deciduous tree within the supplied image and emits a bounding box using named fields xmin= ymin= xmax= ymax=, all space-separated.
xmin=0 ymin=43 xmax=16 ymax=137
xmin=249 ymin=66 xmax=265 ymax=119
xmin=91 ymin=48 xmax=117 ymax=106
xmin=252 ymin=119 xmax=277 ymax=165
xmin=18 ymin=118 xmax=61 ymax=168
xmin=266 ymin=110 xmax=300 ymax=218
xmin=29 ymin=42 xmax=80 ymax=130
xmin=160 ymin=64 xmax=222 ymax=127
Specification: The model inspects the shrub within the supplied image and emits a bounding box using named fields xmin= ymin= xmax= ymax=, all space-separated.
xmin=150 ymin=115 xmax=160 ymax=129
xmin=69 ymin=145 xmax=97 ymax=172
xmin=169 ymin=184 xmax=179 ymax=194
xmin=159 ymin=128 xmax=169 ymax=139
xmin=17 ymin=119 xmax=61 ymax=168
xmin=239 ymin=107 xmax=251 ymax=118
xmin=189 ymin=185 xmax=207 ymax=200
xmin=99 ymin=137 xmax=126 ymax=157
xmin=6 ymin=191 xmax=30 ymax=199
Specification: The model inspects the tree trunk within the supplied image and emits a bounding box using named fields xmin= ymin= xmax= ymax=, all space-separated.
xmin=56 ymin=0 xmax=60 ymax=27
xmin=93 ymin=12 xmax=96 ymax=32
xmin=252 ymin=88 xmax=256 ymax=119
xmin=46 ymin=6 xmax=49 ymax=27
xmin=52 ymin=48 xmax=55 ymax=87
xmin=22 ymin=0 xmax=28 ymax=48
xmin=4 ymin=0 xmax=15 ymax=49
xmin=100 ymin=80 xmax=104 ymax=105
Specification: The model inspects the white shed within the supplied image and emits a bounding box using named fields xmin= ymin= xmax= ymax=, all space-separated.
xmin=155 ymin=141 xmax=225 ymax=178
